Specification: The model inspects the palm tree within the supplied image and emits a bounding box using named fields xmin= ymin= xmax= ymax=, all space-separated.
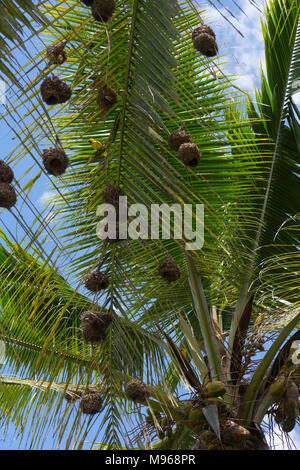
xmin=0 ymin=0 xmax=299 ymax=450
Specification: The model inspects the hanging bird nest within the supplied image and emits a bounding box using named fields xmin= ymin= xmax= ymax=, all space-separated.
xmin=168 ymin=127 xmax=193 ymax=152
xmin=0 ymin=183 xmax=17 ymax=209
xmin=80 ymin=310 xmax=113 ymax=344
xmin=91 ymin=0 xmax=116 ymax=22
xmin=42 ymin=148 xmax=69 ymax=176
xmin=102 ymin=184 xmax=124 ymax=207
xmin=40 ymin=76 xmax=72 ymax=105
xmin=192 ymin=25 xmax=216 ymax=41
xmin=64 ymin=390 xmax=83 ymax=402
xmin=158 ymin=258 xmax=181 ymax=283
xmin=178 ymin=142 xmax=201 ymax=167
xmin=0 ymin=161 xmax=13 ymax=184
xmin=84 ymin=270 xmax=109 ymax=292
xmin=125 ymin=379 xmax=150 ymax=403
xmin=192 ymin=32 xmax=218 ymax=57
xmin=79 ymin=391 xmax=103 ymax=415
xmin=46 ymin=41 xmax=67 ymax=65
xmin=97 ymin=85 xmax=117 ymax=111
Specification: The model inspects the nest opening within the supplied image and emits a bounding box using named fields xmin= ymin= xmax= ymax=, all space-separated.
xmin=0 ymin=183 xmax=17 ymax=209
xmin=125 ymin=379 xmax=150 ymax=403
xmin=158 ymin=258 xmax=181 ymax=283
xmin=42 ymin=148 xmax=69 ymax=176
xmin=0 ymin=161 xmax=14 ymax=184
xmin=46 ymin=41 xmax=67 ymax=65
xmin=80 ymin=311 xmax=113 ymax=344
xmin=91 ymin=0 xmax=116 ymax=22
xmin=192 ymin=33 xmax=218 ymax=57
xmin=178 ymin=142 xmax=201 ymax=167
xmin=84 ymin=271 xmax=109 ymax=292
xmin=41 ymin=76 xmax=72 ymax=105
xmin=168 ymin=127 xmax=193 ymax=152
xmin=79 ymin=391 xmax=103 ymax=415
xmin=97 ymin=86 xmax=117 ymax=111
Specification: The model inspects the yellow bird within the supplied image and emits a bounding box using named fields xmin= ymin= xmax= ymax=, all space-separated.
xmin=88 ymin=138 xmax=105 ymax=153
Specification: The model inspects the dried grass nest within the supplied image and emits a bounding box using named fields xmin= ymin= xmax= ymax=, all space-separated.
xmin=84 ymin=270 xmax=109 ymax=292
xmin=168 ymin=127 xmax=193 ymax=152
xmin=0 ymin=183 xmax=17 ymax=209
xmin=97 ymin=85 xmax=117 ymax=111
xmin=0 ymin=161 xmax=14 ymax=184
xmin=79 ymin=391 xmax=103 ymax=415
xmin=41 ymin=76 xmax=72 ymax=105
xmin=125 ymin=379 xmax=150 ymax=403
xmin=178 ymin=142 xmax=201 ymax=167
xmin=158 ymin=258 xmax=181 ymax=283
xmin=192 ymin=25 xmax=218 ymax=57
xmin=80 ymin=310 xmax=113 ymax=344
xmin=42 ymin=148 xmax=69 ymax=176
xmin=46 ymin=41 xmax=67 ymax=65
xmin=91 ymin=0 xmax=116 ymax=23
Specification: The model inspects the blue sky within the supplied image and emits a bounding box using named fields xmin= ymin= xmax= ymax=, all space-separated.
xmin=0 ymin=0 xmax=299 ymax=450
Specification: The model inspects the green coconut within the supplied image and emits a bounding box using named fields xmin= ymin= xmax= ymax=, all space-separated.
xmin=206 ymin=381 xmax=226 ymax=398
xmin=188 ymin=407 xmax=204 ymax=427
xmin=269 ymin=375 xmax=286 ymax=400
xmin=282 ymin=381 xmax=299 ymax=419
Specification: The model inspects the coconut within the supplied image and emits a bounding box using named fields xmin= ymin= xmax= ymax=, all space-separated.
xmin=221 ymin=424 xmax=250 ymax=445
xmin=192 ymin=33 xmax=218 ymax=57
xmin=84 ymin=271 xmax=109 ymax=292
xmin=79 ymin=391 xmax=103 ymax=415
xmin=282 ymin=417 xmax=296 ymax=433
xmin=200 ymin=430 xmax=216 ymax=445
xmin=269 ymin=375 xmax=286 ymax=400
xmin=192 ymin=25 xmax=216 ymax=41
xmin=125 ymin=378 xmax=150 ymax=402
xmin=0 ymin=161 xmax=13 ymax=184
xmin=42 ymin=148 xmax=69 ymax=176
xmin=46 ymin=41 xmax=67 ymax=65
xmin=91 ymin=0 xmax=116 ymax=22
xmin=282 ymin=381 xmax=299 ymax=419
xmin=80 ymin=310 xmax=113 ymax=344
xmin=178 ymin=142 xmax=201 ymax=167
xmin=40 ymin=76 xmax=72 ymax=105
xmin=206 ymin=381 xmax=226 ymax=398
xmin=97 ymin=86 xmax=117 ymax=111
xmin=168 ymin=127 xmax=193 ymax=152
xmin=0 ymin=183 xmax=17 ymax=209
xmin=158 ymin=258 xmax=180 ymax=283
xmin=188 ymin=407 xmax=204 ymax=427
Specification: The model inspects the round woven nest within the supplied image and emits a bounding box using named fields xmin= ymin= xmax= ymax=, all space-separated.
xmin=41 ymin=76 xmax=72 ymax=105
xmin=97 ymin=86 xmax=117 ymax=111
xmin=158 ymin=258 xmax=181 ymax=283
xmin=46 ymin=41 xmax=67 ymax=65
xmin=125 ymin=379 xmax=150 ymax=403
xmin=192 ymin=33 xmax=218 ymax=57
xmin=80 ymin=391 xmax=103 ymax=415
xmin=168 ymin=127 xmax=193 ymax=152
xmin=80 ymin=310 xmax=113 ymax=344
xmin=84 ymin=271 xmax=109 ymax=292
xmin=102 ymin=184 xmax=124 ymax=207
xmin=0 ymin=161 xmax=13 ymax=184
xmin=42 ymin=148 xmax=69 ymax=176
xmin=178 ymin=142 xmax=201 ymax=167
xmin=0 ymin=183 xmax=17 ymax=209
xmin=91 ymin=0 xmax=116 ymax=22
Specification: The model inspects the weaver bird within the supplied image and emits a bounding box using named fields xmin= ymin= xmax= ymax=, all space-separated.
xmin=88 ymin=138 xmax=105 ymax=153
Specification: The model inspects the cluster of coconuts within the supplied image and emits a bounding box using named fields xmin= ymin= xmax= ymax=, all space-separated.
xmin=0 ymin=161 xmax=17 ymax=209
xmin=270 ymin=376 xmax=299 ymax=432
xmin=168 ymin=127 xmax=201 ymax=168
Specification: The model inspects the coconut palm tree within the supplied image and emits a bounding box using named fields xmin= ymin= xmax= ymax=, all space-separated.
xmin=0 ymin=0 xmax=299 ymax=450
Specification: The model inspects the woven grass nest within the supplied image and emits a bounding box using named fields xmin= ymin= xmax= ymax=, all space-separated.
xmin=80 ymin=310 xmax=113 ymax=344
xmin=46 ymin=41 xmax=67 ymax=65
xmin=64 ymin=390 xmax=83 ymax=402
xmin=125 ymin=379 xmax=150 ymax=403
xmin=102 ymin=184 xmax=124 ymax=207
xmin=168 ymin=127 xmax=193 ymax=152
xmin=97 ymin=85 xmax=117 ymax=111
xmin=84 ymin=270 xmax=109 ymax=292
xmin=80 ymin=391 xmax=103 ymax=415
xmin=0 ymin=161 xmax=13 ymax=184
xmin=0 ymin=183 xmax=17 ymax=209
xmin=41 ymin=76 xmax=72 ymax=105
xmin=192 ymin=24 xmax=218 ymax=57
xmin=42 ymin=148 xmax=69 ymax=176
xmin=178 ymin=142 xmax=201 ymax=167
xmin=158 ymin=258 xmax=180 ymax=283
xmin=91 ymin=0 xmax=116 ymax=22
